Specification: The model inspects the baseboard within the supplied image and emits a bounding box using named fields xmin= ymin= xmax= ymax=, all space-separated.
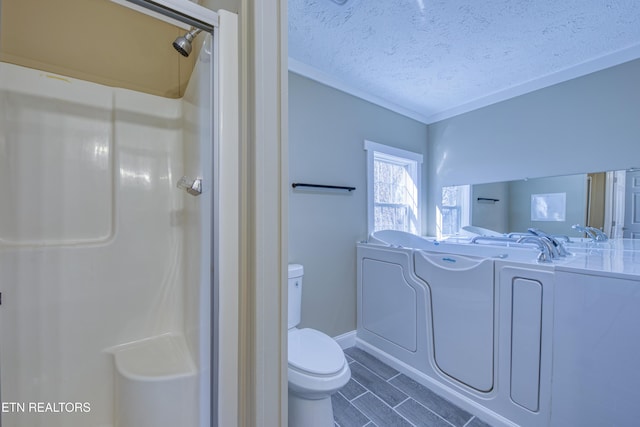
xmin=332 ymin=330 xmax=356 ymax=349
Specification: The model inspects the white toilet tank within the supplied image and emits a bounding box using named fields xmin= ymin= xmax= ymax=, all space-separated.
xmin=288 ymin=264 xmax=304 ymax=329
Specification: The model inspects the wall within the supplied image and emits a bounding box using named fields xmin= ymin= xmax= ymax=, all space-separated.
xmin=470 ymin=175 xmax=589 ymax=235
xmin=0 ymin=0 xmax=196 ymax=98
xmin=241 ymin=0 xmax=289 ymax=424
xmin=427 ymin=58 xmax=640 ymax=236
xmin=202 ymin=0 xmax=239 ymax=13
xmin=471 ymin=182 xmax=510 ymax=233
xmin=288 ymin=72 xmax=427 ymax=337
xmin=508 ymin=174 xmax=588 ymax=235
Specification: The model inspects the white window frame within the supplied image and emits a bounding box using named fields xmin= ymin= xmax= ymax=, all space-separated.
xmin=438 ymin=184 xmax=471 ymax=238
xmin=364 ymin=140 xmax=423 ymax=236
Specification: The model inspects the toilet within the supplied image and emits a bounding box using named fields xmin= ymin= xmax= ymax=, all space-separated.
xmin=287 ymin=264 xmax=351 ymax=427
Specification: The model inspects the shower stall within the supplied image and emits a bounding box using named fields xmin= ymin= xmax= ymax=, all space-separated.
xmin=0 ymin=1 xmax=238 ymax=426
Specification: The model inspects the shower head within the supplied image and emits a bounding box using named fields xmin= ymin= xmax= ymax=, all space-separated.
xmin=172 ymin=28 xmax=202 ymax=57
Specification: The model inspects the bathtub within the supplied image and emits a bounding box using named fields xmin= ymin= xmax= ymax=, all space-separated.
xmin=358 ymin=233 xmax=553 ymax=427
xmin=367 ymin=229 xmax=550 ymax=263
xmin=357 ymin=230 xmax=640 ymax=427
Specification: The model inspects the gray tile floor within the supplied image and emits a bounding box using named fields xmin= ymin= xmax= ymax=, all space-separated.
xmin=334 ymin=347 xmax=495 ymax=427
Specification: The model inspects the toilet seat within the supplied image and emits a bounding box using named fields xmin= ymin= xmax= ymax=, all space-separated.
xmin=288 ymin=328 xmax=345 ymax=376
xmin=287 ymin=328 xmax=350 ymax=399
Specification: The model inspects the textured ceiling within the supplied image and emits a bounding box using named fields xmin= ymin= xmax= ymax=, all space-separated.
xmin=288 ymin=0 xmax=640 ymax=123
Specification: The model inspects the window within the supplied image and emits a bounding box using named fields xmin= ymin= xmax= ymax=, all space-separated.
xmin=438 ymin=185 xmax=471 ymax=238
xmin=364 ymin=140 xmax=423 ymax=235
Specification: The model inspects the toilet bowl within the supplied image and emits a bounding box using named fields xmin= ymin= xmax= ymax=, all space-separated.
xmin=287 ymin=264 xmax=351 ymax=427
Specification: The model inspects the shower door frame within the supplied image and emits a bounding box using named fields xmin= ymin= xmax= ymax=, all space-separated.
xmin=0 ymin=1 xmax=238 ymax=425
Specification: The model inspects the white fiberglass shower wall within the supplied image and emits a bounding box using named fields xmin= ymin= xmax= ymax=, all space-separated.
xmin=0 ymin=2 xmax=238 ymax=426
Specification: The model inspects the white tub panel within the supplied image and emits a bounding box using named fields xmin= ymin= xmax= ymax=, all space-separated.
xmin=357 ymin=245 xmax=431 ymax=376
xmin=510 ymin=278 xmax=542 ymax=411
xmin=414 ymin=251 xmax=494 ymax=392
xmin=550 ymin=271 xmax=640 ymax=427
xmin=361 ymin=258 xmax=417 ymax=351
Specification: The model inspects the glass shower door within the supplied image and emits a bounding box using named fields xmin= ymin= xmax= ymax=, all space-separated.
xmin=0 ymin=1 xmax=216 ymax=425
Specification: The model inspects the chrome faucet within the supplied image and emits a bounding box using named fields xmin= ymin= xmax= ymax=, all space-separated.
xmin=571 ymin=224 xmax=596 ymax=240
xmin=516 ymin=236 xmax=554 ymax=263
xmin=587 ymin=226 xmax=608 ymax=242
xmin=572 ymin=224 xmax=608 ymax=242
xmin=528 ymin=228 xmax=570 ymax=257
xmin=471 ymin=235 xmax=554 ymax=262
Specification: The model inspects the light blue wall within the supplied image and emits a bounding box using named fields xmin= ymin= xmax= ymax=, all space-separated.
xmin=428 ymin=58 xmax=640 ymax=236
xmin=469 ymin=175 xmax=589 ymax=235
xmin=471 ymin=182 xmax=510 ymax=233
xmin=288 ymin=72 xmax=428 ymax=337
xmin=508 ymin=175 xmax=588 ymax=235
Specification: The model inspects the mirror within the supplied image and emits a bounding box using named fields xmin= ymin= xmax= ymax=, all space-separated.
xmin=440 ymin=169 xmax=640 ymax=239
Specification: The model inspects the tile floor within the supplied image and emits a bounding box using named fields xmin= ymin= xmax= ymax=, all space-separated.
xmin=334 ymin=347 xmax=495 ymax=427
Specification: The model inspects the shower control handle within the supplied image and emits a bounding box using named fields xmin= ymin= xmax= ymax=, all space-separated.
xmin=177 ymin=176 xmax=202 ymax=196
